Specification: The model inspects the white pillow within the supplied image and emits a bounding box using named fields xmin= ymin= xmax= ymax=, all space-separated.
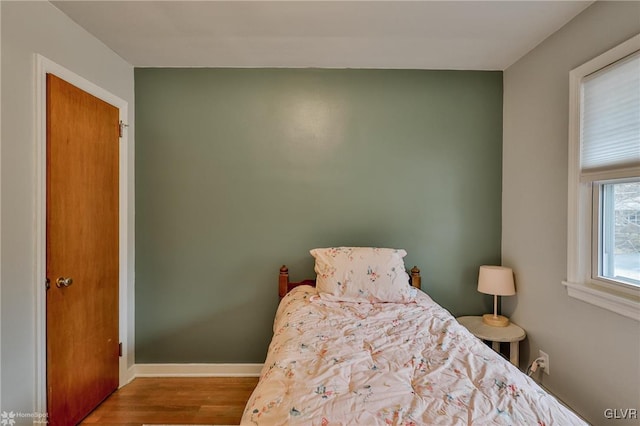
xmin=309 ymin=247 xmax=415 ymax=303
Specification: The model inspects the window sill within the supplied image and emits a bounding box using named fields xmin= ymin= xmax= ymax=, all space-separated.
xmin=562 ymin=280 xmax=640 ymax=321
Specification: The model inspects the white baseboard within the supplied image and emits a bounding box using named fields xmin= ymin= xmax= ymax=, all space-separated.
xmin=119 ymin=364 xmax=137 ymax=388
xmin=132 ymin=363 xmax=263 ymax=378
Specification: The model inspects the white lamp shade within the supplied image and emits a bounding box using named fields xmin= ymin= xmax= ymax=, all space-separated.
xmin=477 ymin=265 xmax=515 ymax=296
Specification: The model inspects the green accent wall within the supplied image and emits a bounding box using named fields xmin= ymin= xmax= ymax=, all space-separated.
xmin=135 ymin=68 xmax=503 ymax=363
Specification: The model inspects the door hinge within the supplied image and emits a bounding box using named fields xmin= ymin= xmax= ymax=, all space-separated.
xmin=119 ymin=342 xmax=123 ymax=357
xmin=119 ymin=120 xmax=129 ymax=138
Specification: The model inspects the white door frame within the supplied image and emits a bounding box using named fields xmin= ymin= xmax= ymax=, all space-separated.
xmin=34 ymin=55 xmax=132 ymax=412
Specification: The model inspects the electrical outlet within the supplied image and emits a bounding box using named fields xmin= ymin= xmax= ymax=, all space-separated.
xmin=539 ymin=350 xmax=550 ymax=375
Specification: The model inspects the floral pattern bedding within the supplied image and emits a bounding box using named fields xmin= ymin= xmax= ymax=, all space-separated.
xmin=241 ymin=286 xmax=586 ymax=426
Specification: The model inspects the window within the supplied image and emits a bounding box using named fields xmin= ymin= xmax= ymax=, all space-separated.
xmin=564 ymin=34 xmax=640 ymax=321
xmin=596 ymin=181 xmax=640 ymax=287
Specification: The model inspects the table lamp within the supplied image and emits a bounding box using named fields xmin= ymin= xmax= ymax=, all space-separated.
xmin=477 ymin=265 xmax=515 ymax=327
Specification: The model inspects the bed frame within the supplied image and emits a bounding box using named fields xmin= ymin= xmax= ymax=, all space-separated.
xmin=279 ymin=265 xmax=421 ymax=298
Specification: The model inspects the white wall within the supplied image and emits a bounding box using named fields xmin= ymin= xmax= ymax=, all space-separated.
xmin=503 ymin=2 xmax=640 ymax=425
xmin=0 ymin=1 xmax=134 ymax=413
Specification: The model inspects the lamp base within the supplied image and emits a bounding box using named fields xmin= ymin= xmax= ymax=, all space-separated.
xmin=482 ymin=313 xmax=510 ymax=327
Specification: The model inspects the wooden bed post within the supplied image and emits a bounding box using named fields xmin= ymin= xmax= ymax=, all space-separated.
xmin=410 ymin=266 xmax=421 ymax=289
xmin=279 ymin=265 xmax=289 ymax=298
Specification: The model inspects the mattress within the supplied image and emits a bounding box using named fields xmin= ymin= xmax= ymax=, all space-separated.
xmin=241 ymin=286 xmax=586 ymax=425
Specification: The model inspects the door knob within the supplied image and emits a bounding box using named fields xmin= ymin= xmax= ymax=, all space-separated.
xmin=56 ymin=277 xmax=73 ymax=288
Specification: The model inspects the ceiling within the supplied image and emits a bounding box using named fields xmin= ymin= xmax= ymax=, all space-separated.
xmin=51 ymin=1 xmax=593 ymax=70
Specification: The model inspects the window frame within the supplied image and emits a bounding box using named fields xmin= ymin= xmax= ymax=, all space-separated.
xmin=564 ymin=34 xmax=640 ymax=321
xmin=592 ymin=179 xmax=640 ymax=289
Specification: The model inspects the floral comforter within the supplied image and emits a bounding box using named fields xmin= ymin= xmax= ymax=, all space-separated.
xmin=241 ymin=286 xmax=586 ymax=425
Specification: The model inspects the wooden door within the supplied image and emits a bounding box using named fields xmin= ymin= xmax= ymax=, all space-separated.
xmin=46 ymin=74 xmax=120 ymax=426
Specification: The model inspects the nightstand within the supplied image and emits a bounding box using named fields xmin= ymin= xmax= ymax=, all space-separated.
xmin=456 ymin=316 xmax=526 ymax=366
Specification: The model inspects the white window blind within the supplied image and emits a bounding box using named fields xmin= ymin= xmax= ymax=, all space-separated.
xmin=580 ymin=51 xmax=640 ymax=177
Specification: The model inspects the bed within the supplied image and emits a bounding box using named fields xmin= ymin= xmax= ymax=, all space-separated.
xmin=241 ymin=247 xmax=586 ymax=425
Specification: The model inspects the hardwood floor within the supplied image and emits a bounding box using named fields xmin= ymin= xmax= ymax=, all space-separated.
xmin=81 ymin=377 xmax=259 ymax=425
